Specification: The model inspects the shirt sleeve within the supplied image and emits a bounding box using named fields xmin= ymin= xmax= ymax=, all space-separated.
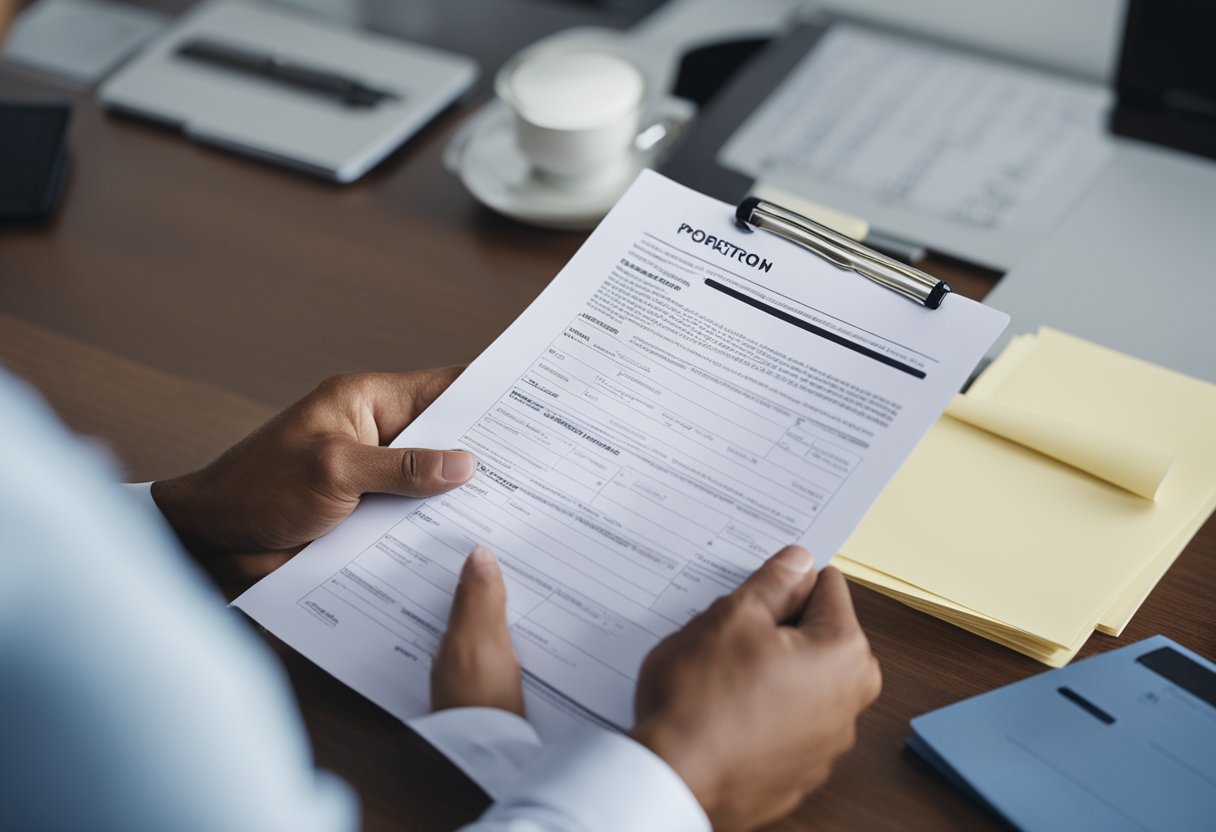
xmin=122 ymin=480 xmax=158 ymax=513
xmin=459 ymin=727 xmax=710 ymax=832
xmin=0 ymin=374 xmax=359 ymax=832
xmin=407 ymin=707 xmax=544 ymax=800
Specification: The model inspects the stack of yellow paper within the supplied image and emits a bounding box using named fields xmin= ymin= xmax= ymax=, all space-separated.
xmin=837 ymin=328 xmax=1216 ymax=666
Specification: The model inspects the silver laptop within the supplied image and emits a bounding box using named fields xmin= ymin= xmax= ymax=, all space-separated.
xmin=98 ymin=0 xmax=477 ymax=183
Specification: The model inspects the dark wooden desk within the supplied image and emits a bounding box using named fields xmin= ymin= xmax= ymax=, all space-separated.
xmin=2 ymin=4 xmax=1213 ymax=829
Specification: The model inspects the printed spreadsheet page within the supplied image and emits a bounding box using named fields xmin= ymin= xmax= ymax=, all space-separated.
xmin=718 ymin=24 xmax=1112 ymax=270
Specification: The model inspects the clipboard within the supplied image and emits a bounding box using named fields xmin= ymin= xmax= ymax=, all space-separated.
xmin=662 ymin=21 xmax=830 ymax=206
xmin=661 ymin=16 xmax=1115 ymax=272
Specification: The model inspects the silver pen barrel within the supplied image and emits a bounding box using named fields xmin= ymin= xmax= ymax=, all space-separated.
xmin=736 ymin=198 xmax=951 ymax=309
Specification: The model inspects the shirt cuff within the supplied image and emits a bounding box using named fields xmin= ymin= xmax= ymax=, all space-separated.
xmin=478 ymin=727 xmax=710 ymax=832
xmin=123 ymin=481 xmax=159 ymax=514
xmin=407 ymin=707 xmax=544 ymax=800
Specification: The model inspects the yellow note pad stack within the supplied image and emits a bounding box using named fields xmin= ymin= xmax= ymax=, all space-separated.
xmin=837 ymin=328 xmax=1216 ymax=666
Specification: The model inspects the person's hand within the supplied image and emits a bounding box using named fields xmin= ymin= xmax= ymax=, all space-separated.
xmin=430 ymin=546 xmax=525 ymax=716
xmin=630 ymin=549 xmax=882 ymax=832
xmin=152 ymin=368 xmax=474 ymax=554
xmin=429 ymin=544 xmax=880 ymax=832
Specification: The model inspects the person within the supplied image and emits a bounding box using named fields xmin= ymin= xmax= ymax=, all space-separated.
xmin=0 ymin=364 xmax=880 ymax=831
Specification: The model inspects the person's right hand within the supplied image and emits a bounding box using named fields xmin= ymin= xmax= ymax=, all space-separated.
xmin=629 ymin=547 xmax=881 ymax=832
xmin=430 ymin=544 xmax=880 ymax=831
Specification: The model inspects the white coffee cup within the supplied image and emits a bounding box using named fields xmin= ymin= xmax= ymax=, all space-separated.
xmin=496 ymin=47 xmax=647 ymax=187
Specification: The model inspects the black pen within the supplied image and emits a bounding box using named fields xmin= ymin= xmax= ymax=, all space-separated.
xmin=176 ymin=37 xmax=399 ymax=108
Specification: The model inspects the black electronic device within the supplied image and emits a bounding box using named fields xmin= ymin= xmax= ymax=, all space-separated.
xmin=0 ymin=102 xmax=71 ymax=223
xmin=1112 ymin=0 xmax=1216 ymax=160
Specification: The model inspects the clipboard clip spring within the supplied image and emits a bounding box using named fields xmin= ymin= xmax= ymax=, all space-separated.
xmin=735 ymin=197 xmax=951 ymax=309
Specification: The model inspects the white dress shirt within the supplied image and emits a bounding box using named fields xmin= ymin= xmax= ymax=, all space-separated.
xmin=0 ymin=368 xmax=708 ymax=832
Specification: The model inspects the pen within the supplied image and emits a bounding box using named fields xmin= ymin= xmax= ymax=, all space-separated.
xmin=735 ymin=197 xmax=951 ymax=309
xmin=176 ymin=37 xmax=400 ymax=108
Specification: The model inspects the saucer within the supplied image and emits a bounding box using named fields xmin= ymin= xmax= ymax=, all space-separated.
xmin=445 ymin=97 xmax=694 ymax=230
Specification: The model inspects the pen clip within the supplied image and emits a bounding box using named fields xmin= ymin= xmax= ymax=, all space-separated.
xmin=735 ymin=197 xmax=951 ymax=309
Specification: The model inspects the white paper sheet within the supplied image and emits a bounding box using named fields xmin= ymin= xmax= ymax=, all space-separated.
xmin=718 ymin=24 xmax=1113 ymax=270
xmin=235 ymin=171 xmax=1007 ymax=745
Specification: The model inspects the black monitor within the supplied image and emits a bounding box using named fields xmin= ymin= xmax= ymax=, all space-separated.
xmin=1112 ymin=0 xmax=1216 ymax=160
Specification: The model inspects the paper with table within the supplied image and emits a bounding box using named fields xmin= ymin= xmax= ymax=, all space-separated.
xmin=716 ymin=23 xmax=1113 ymax=270
xmin=838 ymin=328 xmax=1216 ymax=666
xmin=234 ymin=171 xmax=1007 ymax=750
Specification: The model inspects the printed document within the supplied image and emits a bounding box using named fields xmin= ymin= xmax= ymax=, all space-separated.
xmin=718 ymin=24 xmax=1112 ymax=270
xmin=235 ymin=171 xmax=1007 ymax=744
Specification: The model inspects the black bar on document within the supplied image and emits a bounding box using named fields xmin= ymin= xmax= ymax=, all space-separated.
xmin=703 ymin=279 xmax=927 ymax=379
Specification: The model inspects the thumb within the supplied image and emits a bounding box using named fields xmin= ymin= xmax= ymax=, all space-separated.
xmin=731 ymin=546 xmax=818 ymax=623
xmin=797 ymin=567 xmax=862 ymax=639
xmin=432 ymin=547 xmax=525 ymax=716
xmin=447 ymin=546 xmax=511 ymax=646
xmin=335 ymin=442 xmax=476 ymax=498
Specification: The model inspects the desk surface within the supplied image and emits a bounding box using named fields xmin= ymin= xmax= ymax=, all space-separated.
xmin=2 ymin=3 xmax=1214 ymax=829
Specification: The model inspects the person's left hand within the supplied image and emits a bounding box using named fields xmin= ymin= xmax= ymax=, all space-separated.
xmin=152 ymin=368 xmax=475 ymax=555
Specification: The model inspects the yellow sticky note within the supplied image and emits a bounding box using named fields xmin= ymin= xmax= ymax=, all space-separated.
xmin=840 ymin=328 xmax=1216 ymax=656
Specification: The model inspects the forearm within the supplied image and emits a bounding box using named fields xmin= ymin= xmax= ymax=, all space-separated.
xmin=124 ymin=480 xmax=212 ymax=555
xmin=148 ymin=471 xmax=243 ymax=556
xmin=122 ymin=480 xmax=294 ymax=595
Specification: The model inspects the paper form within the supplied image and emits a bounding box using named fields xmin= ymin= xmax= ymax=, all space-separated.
xmin=234 ymin=171 xmax=1007 ymax=745
xmin=718 ymin=24 xmax=1112 ymax=269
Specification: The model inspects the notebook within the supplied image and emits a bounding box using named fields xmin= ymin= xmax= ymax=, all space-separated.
xmin=909 ymin=636 xmax=1216 ymax=832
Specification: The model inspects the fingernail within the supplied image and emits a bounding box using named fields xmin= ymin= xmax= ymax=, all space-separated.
xmin=442 ymin=451 xmax=476 ymax=483
xmin=468 ymin=545 xmax=496 ymax=567
xmin=773 ymin=546 xmax=814 ymax=574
